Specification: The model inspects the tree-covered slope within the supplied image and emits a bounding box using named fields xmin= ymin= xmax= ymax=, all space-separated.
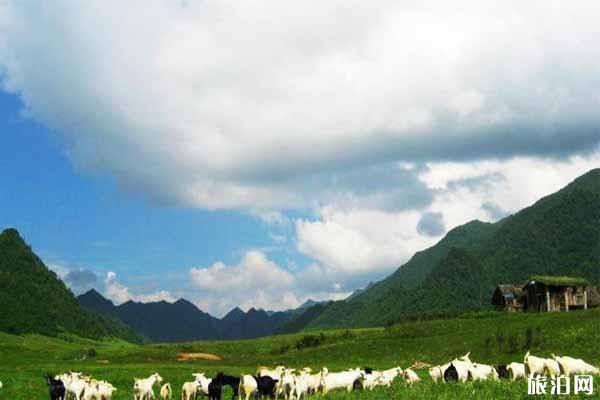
xmin=291 ymin=168 xmax=600 ymax=330
xmin=0 ymin=228 xmax=140 ymax=342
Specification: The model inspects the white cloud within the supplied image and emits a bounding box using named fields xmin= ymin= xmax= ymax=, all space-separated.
xmin=1 ymin=1 xmax=600 ymax=209
xmin=189 ymin=250 xmax=349 ymax=316
xmin=421 ymin=153 xmax=600 ymax=230
xmin=190 ymin=250 xmax=294 ymax=292
xmin=104 ymin=271 xmax=176 ymax=305
xmin=296 ymin=207 xmax=439 ymax=277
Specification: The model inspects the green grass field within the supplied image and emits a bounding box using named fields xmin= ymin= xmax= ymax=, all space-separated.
xmin=2 ymin=310 xmax=600 ymax=399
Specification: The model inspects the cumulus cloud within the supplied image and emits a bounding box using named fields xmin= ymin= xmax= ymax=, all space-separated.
xmin=1 ymin=2 xmax=600 ymax=209
xmin=296 ymin=207 xmax=439 ymax=280
xmin=104 ymin=271 xmax=176 ymax=305
xmin=189 ymin=250 xmax=350 ymax=316
xmin=416 ymin=212 xmax=446 ymax=237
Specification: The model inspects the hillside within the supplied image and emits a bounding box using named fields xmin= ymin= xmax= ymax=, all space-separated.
xmin=78 ymin=290 xmax=298 ymax=342
xmin=0 ymin=228 xmax=140 ymax=342
xmin=285 ymin=168 xmax=600 ymax=330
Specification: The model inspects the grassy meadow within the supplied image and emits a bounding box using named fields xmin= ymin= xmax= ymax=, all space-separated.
xmin=2 ymin=309 xmax=600 ymax=399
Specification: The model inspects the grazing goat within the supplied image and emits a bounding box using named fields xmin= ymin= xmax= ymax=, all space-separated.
xmin=543 ymin=358 xmax=561 ymax=378
xmin=524 ymin=351 xmax=546 ymax=378
xmin=429 ymin=365 xmax=445 ymax=383
xmin=134 ymin=373 xmax=163 ymax=400
xmin=380 ymin=367 xmax=403 ymax=383
xmin=82 ymin=380 xmax=117 ymax=400
xmin=507 ymin=362 xmax=526 ymax=381
xmin=97 ymin=381 xmax=117 ymax=400
xmin=552 ymin=354 xmax=600 ymax=376
xmin=470 ymin=363 xmax=498 ymax=381
xmin=238 ymin=375 xmax=257 ymax=400
xmin=356 ymin=370 xmax=381 ymax=391
xmin=46 ymin=374 xmax=66 ymax=400
xmin=402 ymin=369 xmax=420 ymax=386
xmin=160 ymin=384 xmax=172 ymax=400
xmin=213 ymin=373 xmax=239 ymax=400
xmin=207 ymin=380 xmax=221 ymax=400
xmin=319 ymin=367 xmax=362 ymax=394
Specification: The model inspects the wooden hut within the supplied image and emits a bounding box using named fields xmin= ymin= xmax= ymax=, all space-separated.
xmin=491 ymin=285 xmax=524 ymax=311
xmin=522 ymin=275 xmax=588 ymax=312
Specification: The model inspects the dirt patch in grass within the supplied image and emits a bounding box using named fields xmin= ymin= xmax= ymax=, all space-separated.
xmin=177 ymin=352 xmax=222 ymax=362
xmin=96 ymin=359 xmax=110 ymax=364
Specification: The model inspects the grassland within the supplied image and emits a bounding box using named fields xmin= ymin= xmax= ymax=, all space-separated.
xmin=2 ymin=310 xmax=600 ymax=399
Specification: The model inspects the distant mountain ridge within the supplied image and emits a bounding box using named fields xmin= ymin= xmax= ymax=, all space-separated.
xmin=78 ymin=289 xmax=301 ymax=342
xmin=0 ymin=229 xmax=140 ymax=342
xmin=281 ymin=168 xmax=600 ymax=330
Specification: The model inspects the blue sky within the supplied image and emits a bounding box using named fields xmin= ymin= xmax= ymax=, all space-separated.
xmin=0 ymin=90 xmax=315 ymax=311
xmin=2 ymin=1 xmax=600 ymax=316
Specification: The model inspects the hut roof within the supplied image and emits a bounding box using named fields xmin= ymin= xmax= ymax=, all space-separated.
xmin=527 ymin=275 xmax=588 ymax=287
xmin=496 ymin=284 xmax=523 ymax=296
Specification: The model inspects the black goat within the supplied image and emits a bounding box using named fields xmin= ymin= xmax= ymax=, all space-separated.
xmin=255 ymin=376 xmax=278 ymax=399
xmin=207 ymin=379 xmax=222 ymax=400
xmin=212 ymin=373 xmax=239 ymax=400
xmin=45 ymin=374 xmax=66 ymax=400
xmin=496 ymin=365 xmax=510 ymax=379
xmin=443 ymin=363 xmax=459 ymax=382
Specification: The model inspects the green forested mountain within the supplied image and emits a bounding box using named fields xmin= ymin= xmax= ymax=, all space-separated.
xmin=284 ymin=168 xmax=600 ymax=330
xmin=0 ymin=228 xmax=140 ymax=342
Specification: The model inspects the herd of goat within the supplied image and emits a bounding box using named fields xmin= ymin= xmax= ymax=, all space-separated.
xmin=2 ymin=351 xmax=599 ymax=400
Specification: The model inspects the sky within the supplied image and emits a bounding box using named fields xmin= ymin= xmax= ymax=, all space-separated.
xmin=1 ymin=1 xmax=600 ymax=317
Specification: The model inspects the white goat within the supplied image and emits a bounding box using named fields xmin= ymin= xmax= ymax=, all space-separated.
xmin=402 ymin=369 xmax=421 ymax=386
xmin=507 ymin=362 xmax=526 ymax=381
xmin=238 ymin=375 xmax=258 ymax=400
xmin=293 ymin=374 xmax=309 ymax=400
xmin=181 ymin=381 xmax=199 ymax=400
xmin=524 ymin=351 xmax=546 ymax=378
xmin=552 ymin=354 xmax=600 ymax=376
xmin=319 ymin=367 xmax=362 ymax=394
xmin=470 ymin=363 xmax=498 ymax=381
xmin=57 ymin=372 xmax=87 ymax=400
xmin=381 ymin=366 xmax=403 ymax=383
xmin=191 ymin=374 xmax=212 ymax=397
xmin=159 ymin=384 xmax=172 ymax=400
xmin=134 ymin=373 xmax=163 ymax=400
xmin=543 ymin=358 xmax=561 ymax=377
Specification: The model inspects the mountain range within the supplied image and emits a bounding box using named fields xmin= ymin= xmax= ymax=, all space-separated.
xmin=78 ymin=289 xmax=313 ymax=342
